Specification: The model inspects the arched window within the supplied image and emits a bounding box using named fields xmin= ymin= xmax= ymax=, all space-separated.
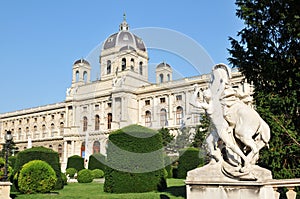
xmin=42 ymin=124 xmax=46 ymax=137
xmin=145 ymin=111 xmax=152 ymax=127
xmin=176 ymin=106 xmax=184 ymax=125
xmin=159 ymin=74 xmax=164 ymax=83
xmin=26 ymin=127 xmax=29 ymax=138
xmin=107 ymin=113 xmax=112 ymax=129
xmin=83 ymin=71 xmax=88 ymax=83
xmin=95 ymin=115 xmax=100 ymax=131
xmin=81 ymin=142 xmax=85 ymax=158
xmin=51 ymin=123 xmax=55 ymax=137
xmin=34 ymin=125 xmax=38 ymax=139
xmin=76 ymin=71 xmax=80 ymax=82
xmin=122 ymin=58 xmax=126 ymax=71
xmin=167 ymin=74 xmax=170 ymax=82
xmin=130 ymin=58 xmax=135 ymax=71
xmin=58 ymin=144 xmax=63 ymax=158
xmin=93 ymin=141 xmax=100 ymax=154
xmin=107 ymin=60 xmax=111 ymax=74
xmin=139 ymin=62 xmax=143 ymax=75
xmin=18 ymin=128 xmax=22 ymax=140
xmin=83 ymin=117 xmax=88 ymax=132
xmin=160 ymin=109 xmax=167 ymax=127
xmin=60 ymin=122 xmax=64 ymax=135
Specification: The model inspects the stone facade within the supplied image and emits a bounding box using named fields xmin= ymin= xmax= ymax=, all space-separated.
xmin=0 ymin=18 xmax=253 ymax=171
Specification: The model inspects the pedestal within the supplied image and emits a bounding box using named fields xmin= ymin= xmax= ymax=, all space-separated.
xmin=186 ymin=162 xmax=275 ymax=199
xmin=0 ymin=182 xmax=12 ymax=199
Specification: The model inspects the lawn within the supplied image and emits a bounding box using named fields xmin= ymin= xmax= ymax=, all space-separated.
xmin=11 ymin=178 xmax=186 ymax=199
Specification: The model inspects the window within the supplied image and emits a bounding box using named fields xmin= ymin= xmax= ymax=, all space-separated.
xmin=176 ymin=95 xmax=182 ymax=101
xmin=95 ymin=104 xmax=99 ymax=110
xmin=60 ymin=122 xmax=64 ymax=135
xmin=130 ymin=58 xmax=135 ymax=71
xmin=18 ymin=128 xmax=22 ymax=140
xmin=107 ymin=60 xmax=111 ymax=74
xmin=34 ymin=125 xmax=38 ymax=139
xmin=93 ymin=141 xmax=100 ymax=154
xmin=95 ymin=115 xmax=100 ymax=131
xmin=42 ymin=125 xmax=46 ymax=137
xmin=51 ymin=123 xmax=55 ymax=136
xmin=159 ymin=74 xmax=164 ymax=83
xmin=76 ymin=71 xmax=79 ymax=82
xmin=58 ymin=144 xmax=63 ymax=158
xmin=107 ymin=113 xmax=112 ymax=129
xmin=81 ymin=142 xmax=85 ymax=158
xmin=122 ymin=58 xmax=126 ymax=71
xmin=167 ymin=74 xmax=170 ymax=82
xmin=145 ymin=111 xmax=152 ymax=127
xmin=83 ymin=117 xmax=88 ymax=132
xmin=83 ymin=71 xmax=88 ymax=83
xmin=145 ymin=100 xmax=150 ymax=106
xmin=160 ymin=97 xmax=166 ymax=103
xmin=160 ymin=109 xmax=167 ymax=127
xmin=176 ymin=106 xmax=184 ymax=125
xmin=108 ymin=103 xmax=112 ymax=108
xmin=139 ymin=62 xmax=143 ymax=75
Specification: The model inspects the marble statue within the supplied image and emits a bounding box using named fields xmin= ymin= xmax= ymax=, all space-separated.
xmin=190 ymin=64 xmax=271 ymax=180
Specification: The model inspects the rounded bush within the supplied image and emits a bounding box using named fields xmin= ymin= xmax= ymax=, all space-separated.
xmin=77 ymin=169 xmax=93 ymax=183
xmin=18 ymin=160 xmax=57 ymax=194
xmin=92 ymin=169 xmax=104 ymax=179
xmin=66 ymin=168 xmax=77 ymax=178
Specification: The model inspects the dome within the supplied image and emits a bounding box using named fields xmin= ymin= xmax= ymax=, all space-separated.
xmin=102 ymin=18 xmax=146 ymax=52
xmin=156 ymin=62 xmax=171 ymax=68
xmin=74 ymin=58 xmax=90 ymax=65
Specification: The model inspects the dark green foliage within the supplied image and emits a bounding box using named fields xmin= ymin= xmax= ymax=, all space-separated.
xmin=228 ymin=0 xmax=300 ymax=180
xmin=18 ymin=160 xmax=57 ymax=194
xmin=13 ymin=146 xmax=64 ymax=190
xmin=164 ymin=155 xmax=173 ymax=178
xmin=66 ymin=168 xmax=77 ymax=178
xmin=158 ymin=128 xmax=174 ymax=147
xmin=191 ymin=114 xmax=209 ymax=148
xmin=61 ymin=172 xmax=68 ymax=185
xmin=8 ymin=156 xmax=16 ymax=169
xmin=77 ymin=169 xmax=93 ymax=183
xmin=0 ymin=157 xmax=13 ymax=181
xmin=91 ymin=169 xmax=104 ymax=179
xmin=66 ymin=155 xmax=84 ymax=172
xmin=177 ymin=148 xmax=204 ymax=179
xmin=88 ymin=153 xmax=106 ymax=171
xmin=104 ymin=124 xmax=166 ymax=193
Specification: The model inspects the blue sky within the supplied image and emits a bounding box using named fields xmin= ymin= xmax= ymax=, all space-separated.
xmin=0 ymin=0 xmax=244 ymax=113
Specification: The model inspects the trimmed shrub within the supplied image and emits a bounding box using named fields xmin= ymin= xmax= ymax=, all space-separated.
xmin=77 ymin=169 xmax=93 ymax=183
xmin=177 ymin=147 xmax=204 ymax=179
xmin=0 ymin=157 xmax=13 ymax=181
xmin=66 ymin=168 xmax=77 ymax=178
xmin=18 ymin=160 xmax=57 ymax=194
xmin=8 ymin=156 xmax=17 ymax=169
xmin=164 ymin=155 xmax=173 ymax=178
xmin=92 ymin=169 xmax=104 ymax=179
xmin=13 ymin=146 xmax=64 ymax=190
xmin=88 ymin=153 xmax=106 ymax=171
xmin=61 ymin=172 xmax=68 ymax=185
xmin=66 ymin=155 xmax=84 ymax=171
xmin=104 ymin=125 xmax=166 ymax=193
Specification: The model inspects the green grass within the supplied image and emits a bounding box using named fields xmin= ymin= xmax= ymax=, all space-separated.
xmin=11 ymin=178 xmax=186 ymax=199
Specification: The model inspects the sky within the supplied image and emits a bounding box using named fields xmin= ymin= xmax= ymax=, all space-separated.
xmin=0 ymin=0 xmax=244 ymax=113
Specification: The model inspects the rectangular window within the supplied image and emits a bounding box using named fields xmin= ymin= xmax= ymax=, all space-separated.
xmin=108 ymin=103 xmax=112 ymax=108
xmin=176 ymin=95 xmax=182 ymax=101
xmin=160 ymin=97 xmax=166 ymax=103
xmin=145 ymin=100 xmax=150 ymax=106
xmin=95 ymin=104 xmax=100 ymax=110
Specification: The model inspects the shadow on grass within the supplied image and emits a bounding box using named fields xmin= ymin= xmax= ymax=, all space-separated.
xmin=160 ymin=185 xmax=186 ymax=199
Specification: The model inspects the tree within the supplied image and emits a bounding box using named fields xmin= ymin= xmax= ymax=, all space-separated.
xmin=191 ymin=114 xmax=209 ymax=148
xmin=228 ymin=0 xmax=300 ymax=179
xmin=158 ymin=128 xmax=174 ymax=147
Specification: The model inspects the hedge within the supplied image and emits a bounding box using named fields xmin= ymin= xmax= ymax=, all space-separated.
xmin=18 ymin=160 xmax=57 ymax=194
xmin=104 ymin=124 xmax=166 ymax=193
xmin=88 ymin=153 xmax=106 ymax=171
xmin=13 ymin=146 xmax=64 ymax=190
xmin=77 ymin=169 xmax=93 ymax=183
xmin=177 ymin=147 xmax=204 ymax=179
xmin=66 ymin=155 xmax=84 ymax=171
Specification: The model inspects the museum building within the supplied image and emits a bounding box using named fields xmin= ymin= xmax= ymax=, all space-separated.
xmin=0 ymin=18 xmax=252 ymax=170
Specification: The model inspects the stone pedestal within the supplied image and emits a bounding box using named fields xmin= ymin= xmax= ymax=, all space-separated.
xmin=0 ymin=182 xmax=12 ymax=199
xmin=186 ymin=162 xmax=275 ymax=199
